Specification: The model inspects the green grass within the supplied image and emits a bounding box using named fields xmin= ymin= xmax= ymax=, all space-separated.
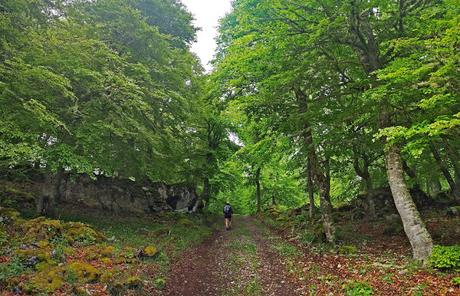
xmin=272 ymin=241 xmax=301 ymax=258
xmin=221 ymin=222 xmax=262 ymax=296
xmin=243 ymin=278 xmax=262 ymax=295
xmin=0 ymin=257 xmax=28 ymax=283
xmin=344 ymin=281 xmax=373 ymax=296
xmin=228 ymin=240 xmax=257 ymax=255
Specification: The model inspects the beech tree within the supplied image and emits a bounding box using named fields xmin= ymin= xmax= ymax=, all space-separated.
xmin=212 ymin=0 xmax=459 ymax=262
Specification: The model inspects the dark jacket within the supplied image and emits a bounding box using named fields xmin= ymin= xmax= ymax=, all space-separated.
xmin=223 ymin=204 xmax=233 ymax=216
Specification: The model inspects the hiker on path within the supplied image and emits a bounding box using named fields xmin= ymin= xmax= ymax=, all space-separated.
xmin=223 ymin=202 xmax=233 ymax=230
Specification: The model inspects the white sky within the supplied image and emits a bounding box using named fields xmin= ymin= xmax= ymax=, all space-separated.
xmin=181 ymin=0 xmax=233 ymax=72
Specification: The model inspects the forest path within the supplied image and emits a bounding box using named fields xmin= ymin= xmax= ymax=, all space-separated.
xmin=162 ymin=216 xmax=306 ymax=296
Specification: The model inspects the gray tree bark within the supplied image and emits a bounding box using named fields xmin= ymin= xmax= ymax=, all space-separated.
xmin=385 ymin=145 xmax=433 ymax=262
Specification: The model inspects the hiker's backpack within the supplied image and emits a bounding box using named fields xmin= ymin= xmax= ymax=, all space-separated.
xmin=224 ymin=205 xmax=231 ymax=214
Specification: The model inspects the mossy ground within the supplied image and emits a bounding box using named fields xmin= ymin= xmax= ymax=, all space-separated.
xmin=0 ymin=207 xmax=217 ymax=295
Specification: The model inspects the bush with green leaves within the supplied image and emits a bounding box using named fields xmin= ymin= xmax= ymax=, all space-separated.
xmin=344 ymin=281 xmax=373 ymax=296
xmin=0 ymin=257 xmax=25 ymax=284
xmin=154 ymin=277 xmax=166 ymax=290
xmin=430 ymin=245 xmax=460 ymax=271
xmin=338 ymin=245 xmax=358 ymax=255
xmin=452 ymin=277 xmax=460 ymax=287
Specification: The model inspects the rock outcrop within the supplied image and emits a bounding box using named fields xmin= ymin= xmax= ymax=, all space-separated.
xmin=53 ymin=175 xmax=199 ymax=214
xmin=1 ymin=174 xmax=200 ymax=215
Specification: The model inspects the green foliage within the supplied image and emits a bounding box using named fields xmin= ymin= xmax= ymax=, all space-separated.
xmin=299 ymin=224 xmax=325 ymax=246
xmin=154 ymin=277 xmax=166 ymax=290
xmin=0 ymin=257 xmax=26 ymax=283
xmin=452 ymin=277 xmax=460 ymax=287
xmin=273 ymin=241 xmax=301 ymax=258
xmin=0 ymin=0 xmax=205 ymax=184
xmin=338 ymin=245 xmax=358 ymax=256
xmin=430 ymin=245 xmax=460 ymax=271
xmin=344 ymin=281 xmax=374 ymax=296
xmin=211 ymin=0 xmax=460 ymax=257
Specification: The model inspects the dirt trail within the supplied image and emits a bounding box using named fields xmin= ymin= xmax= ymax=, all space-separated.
xmin=162 ymin=216 xmax=305 ymax=296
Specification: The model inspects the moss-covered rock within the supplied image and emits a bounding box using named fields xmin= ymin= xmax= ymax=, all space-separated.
xmin=23 ymin=217 xmax=63 ymax=242
xmin=63 ymin=222 xmax=105 ymax=245
xmin=21 ymin=217 xmax=105 ymax=247
xmin=24 ymin=261 xmax=101 ymax=293
xmin=125 ymin=276 xmax=143 ymax=289
xmin=24 ymin=266 xmax=65 ymax=293
xmin=67 ymin=261 xmax=101 ymax=283
xmin=100 ymin=245 xmax=115 ymax=257
xmin=0 ymin=207 xmax=22 ymax=225
xmin=15 ymin=244 xmax=53 ymax=266
xmin=138 ymin=245 xmax=158 ymax=258
xmin=0 ymin=182 xmax=36 ymax=210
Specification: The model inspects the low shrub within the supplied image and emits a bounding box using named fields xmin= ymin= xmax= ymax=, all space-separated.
xmin=344 ymin=281 xmax=373 ymax=296
xmin=299 ymin=222 xmax=325 ymax=245
xmin=0 ymin=257 xmax=25 ymax=284
xmin=338 ymin=245 xmax=358 ymax=255
xmin=154 ymin=277 xmax=166 ymax=289
xmin=430 ymin=245 xmax=460 ymax=271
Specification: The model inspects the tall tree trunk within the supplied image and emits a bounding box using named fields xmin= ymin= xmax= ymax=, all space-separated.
xmin=202 ymin=177 xmax=210 ymax=203
xmin=430 ymin=144 xmax=460 ymax=200
xmin=442 ymin=137 xmax=460 ymax=186
xmin=402 ymin=160 xmax=426 ymax=193
xmin=428 ymin=177 xmax=442 ymax=198
xmin=296 ymin=88 xmax=335 ymax=243
xmin=192 ymin=177 xmax=209 ymax=212
xmin=385 ymin=145 xmax=433 ymax=262
xmin=352 ymin=150 xmax=375 ymax=219
xmin=255 ymin=167 xmax=261 ymax=213
xmin=307 ymin=158 xmax=316 ymax=218
xmin=38 ymin=170 xmax=64 ymax=216
xmin=402 ymin=160 xmax=430 ymax=205
xmin=347 ymin=0 xmax=432 ymax=261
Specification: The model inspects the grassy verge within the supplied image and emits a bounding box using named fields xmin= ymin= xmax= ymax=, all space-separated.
xmin=221 ymin=224 xmax=262 ymax=296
